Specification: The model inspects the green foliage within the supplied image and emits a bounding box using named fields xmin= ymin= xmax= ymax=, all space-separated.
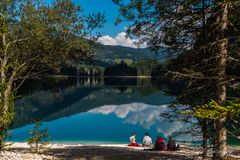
xmin=0 ymin=15 xmax=8 ymax=34
xmin=189 ymin=100 xmax=240 ymax=120
xmin=27 ymin=121 xmax=50 ymax=153
xmin=104 ymin=60 xmax=137 ymax=76
xmin=115 ymin=58 xmax=133 ymax=65
xmin=0 ymin=84 xmax=15 ymax=150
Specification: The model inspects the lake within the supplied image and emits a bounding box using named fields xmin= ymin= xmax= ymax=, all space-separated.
xmin=9 ymin=77 xmax=204 ymax=144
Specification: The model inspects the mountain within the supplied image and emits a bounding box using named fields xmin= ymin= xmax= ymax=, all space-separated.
xmin=51 ymin=45 xmax=170 ymax=76
xmin=93 ymin=45 xmax=168 ymax=65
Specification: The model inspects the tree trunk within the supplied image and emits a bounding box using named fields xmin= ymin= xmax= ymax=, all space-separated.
xmin=215 ymin=117 xmax=227 ymax=159
xmin=215 ymin=35 xmax=228 ymax=160
xmin=202 ymin=119 xmax=208 ymax=159
xmin=0 ymin=33 xmax=16 ymax=149
xmin=2 ymin=85 xmax=11 ymax=114
xmin=213 ymin=2 xmax=228 ymax=159
xmin=0 ymin=84 xmax=13 ymax=150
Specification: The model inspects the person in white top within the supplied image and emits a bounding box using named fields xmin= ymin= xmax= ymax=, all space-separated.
xmin=128 ymin=133 xmax=140 ymax=146
xmin=142 ymin=132 xmax=152 ymax=146
xmin=129 ymin=133 xmax=136 ymax=143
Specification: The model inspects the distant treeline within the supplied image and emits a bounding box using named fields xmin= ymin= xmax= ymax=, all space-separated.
xmin=45 ymin=59 xmax=168 ymax=78
xmin=104 ymin=60 xmax=137 ymax=76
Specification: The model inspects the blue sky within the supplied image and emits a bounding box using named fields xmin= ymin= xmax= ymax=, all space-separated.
xmin=73 ymin=0 xmax=127 ymax=37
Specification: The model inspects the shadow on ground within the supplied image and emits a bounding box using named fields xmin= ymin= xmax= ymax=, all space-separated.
xmin=45 ymin=146 xmax=196 ymax=160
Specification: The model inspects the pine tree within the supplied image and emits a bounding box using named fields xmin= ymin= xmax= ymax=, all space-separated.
xmin=27 ymin=121 xmax=50 ymax=153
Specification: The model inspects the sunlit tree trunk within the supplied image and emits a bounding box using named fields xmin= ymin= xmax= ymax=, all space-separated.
xmin=0 ymin=31 xmax=16 ymax=149
xmin=1 ymin=33 xmax=14 ymax=115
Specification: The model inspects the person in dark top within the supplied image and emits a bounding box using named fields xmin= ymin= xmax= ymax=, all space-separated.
xmin=167 ymin=136 xmax=178 ymax=150
xmin=154 ymin=136 xmax=166 ymax=151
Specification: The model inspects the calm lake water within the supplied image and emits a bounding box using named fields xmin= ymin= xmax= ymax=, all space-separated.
xmin=9 ymin=77 xmax=207 ymax=144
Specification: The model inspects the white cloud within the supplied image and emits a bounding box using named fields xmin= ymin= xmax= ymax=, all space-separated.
xmin=97 ymin=35 xmax=118 ymax=46
xmin=97 ymin=32 xmax=147 ymax=48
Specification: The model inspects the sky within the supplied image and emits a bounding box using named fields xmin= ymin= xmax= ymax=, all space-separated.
xmin=73 ymin=0 xmax=127 ymax=37
xmin=47 ymin=0 xmax=144 ymax=48
xmin=72 ymin=0 xmax=145 ymax=48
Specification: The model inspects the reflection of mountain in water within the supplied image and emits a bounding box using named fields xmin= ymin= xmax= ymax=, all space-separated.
xmin=13 ymin=77 xmax=176 ymax=129
xmin=89 ymin=103 xmax=197 ymax=142
xmin=11 ymin=102 xmax=198 ymax=143
xmin=14 ymin=86 xmax=99 ymax=128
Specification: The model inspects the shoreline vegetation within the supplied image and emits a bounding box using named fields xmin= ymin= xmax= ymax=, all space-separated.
xmin=0 ymin=142 xmax=240 ymax=160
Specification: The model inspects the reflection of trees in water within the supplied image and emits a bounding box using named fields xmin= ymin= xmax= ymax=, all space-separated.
xmin=18 ymin=77 xmax=173 ymax=96
xmin=113 ymin=87 xmax=128 ymax=93
xmin=76 ymin=77 xmax=102 ymax=87
xmin=104 ymin=78 xmax=159 ymax=93
xmin=18 ymin=77 xmax=103 ymax=94
xmin=137 ymin=78 xmax=152 ymax=87
xmin=104 ymin=77 xmax=137 ymax=86
xmin=151 ymin=77 xmax=185 ymax=96
xmin=13 ymin=86 xmax=100 ymax=129
xmin=19 ymin=75 xmax=183 ymax=96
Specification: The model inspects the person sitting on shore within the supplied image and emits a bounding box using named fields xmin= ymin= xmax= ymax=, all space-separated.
xmin=154 ymin=136 xmax=166 ymax=151
xmin=167 ymin=136 xmax=179 ymax=151
xmin=142 ymin=132 xmax=152 ymax=147
xmin=128 ymin=133 xmax=141 ymax=147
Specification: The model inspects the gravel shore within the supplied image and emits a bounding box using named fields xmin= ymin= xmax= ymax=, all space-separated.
xmin=0 ymin=143 xmax=240 ymax=160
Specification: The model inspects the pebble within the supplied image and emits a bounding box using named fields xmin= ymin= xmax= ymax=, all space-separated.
xmin=0 ymin=151 xmax=53 ymax=160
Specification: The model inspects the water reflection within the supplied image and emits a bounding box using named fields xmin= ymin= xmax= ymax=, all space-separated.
xmin=89 ymin=103 xmax=196 ymax=142
xmin=76 ymin=77 xmax=102 ymax=87
xmin=11 ymin=103 xmax=197 ymax=143
xmin=11 ymin=77 xmax=194 ymax=143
